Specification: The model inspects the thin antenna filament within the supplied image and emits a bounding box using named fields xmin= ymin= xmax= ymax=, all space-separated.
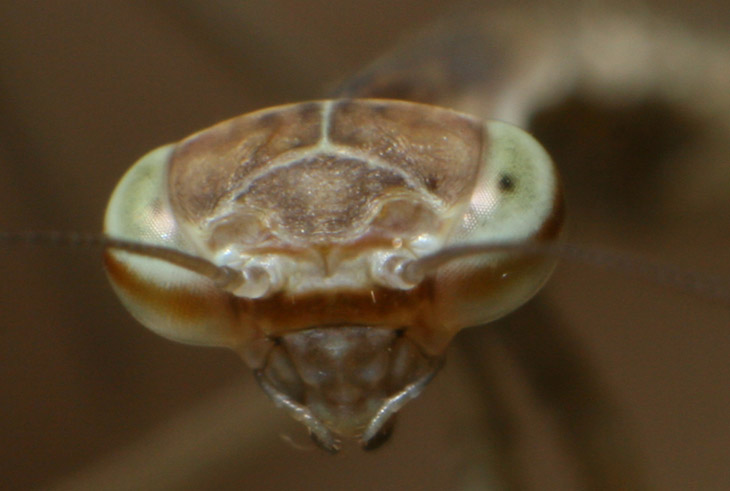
xmin=0 ymin=231 xmax=243 ymax=290
xmin=3 ymin=231 xmax=728 ymax=305
xmin=404 ymin=240 xmax=730 ymax=306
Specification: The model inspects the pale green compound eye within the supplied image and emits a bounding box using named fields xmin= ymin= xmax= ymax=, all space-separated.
xmin=430 ymin=119 xmax=562 ymax=333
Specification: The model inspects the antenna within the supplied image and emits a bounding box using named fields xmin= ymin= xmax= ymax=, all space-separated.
xmin=2 ymin=231 xmax=728 ymax=305
xmin=404 ymin=240 xmax=730 ymax=306
xmin=0 ymin=231 xmax=243 ymax=290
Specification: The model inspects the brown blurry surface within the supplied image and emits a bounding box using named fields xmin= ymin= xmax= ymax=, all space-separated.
xmin=0 ymin=1 xmax=728 ymax=490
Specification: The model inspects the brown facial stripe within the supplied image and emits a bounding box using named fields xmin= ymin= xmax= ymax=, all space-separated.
xmin=104 ymin=252 xmax=240 ymax=337
xmin=104 ymin=250 xmax=467 ymax=357
xmin=243 ymin=275 xmax=476 ymax=358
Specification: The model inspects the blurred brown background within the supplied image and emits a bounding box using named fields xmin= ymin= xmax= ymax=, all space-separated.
xmin=0 ymin=1 xmax=728 ymax=489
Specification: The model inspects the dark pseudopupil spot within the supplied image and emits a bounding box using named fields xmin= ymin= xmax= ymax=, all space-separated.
xmin=425 ymin=175 xmax=438 ymax=191
xmin=498 ymin=174 xmax=515 ymax=192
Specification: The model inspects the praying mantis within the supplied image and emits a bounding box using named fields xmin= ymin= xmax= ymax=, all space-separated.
xmin=1 ymin=1 xmax=729 ymax=489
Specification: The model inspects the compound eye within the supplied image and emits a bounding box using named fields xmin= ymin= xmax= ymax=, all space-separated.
xmin=449 ymin=120 xmax=560 ymax=247
xmin=104 ymin=145 xmax=242 ymax=348
xmin=433 ymin=121 xmax=563 ymax=331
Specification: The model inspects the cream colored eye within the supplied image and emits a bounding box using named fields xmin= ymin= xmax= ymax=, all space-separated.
xmin=428 ymin=121 xmax=562 ymax=334
xmin=447 ymin=120 xmax=560 ymax=248
xmin=103 ymin=145 xmax=242 ymax=348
